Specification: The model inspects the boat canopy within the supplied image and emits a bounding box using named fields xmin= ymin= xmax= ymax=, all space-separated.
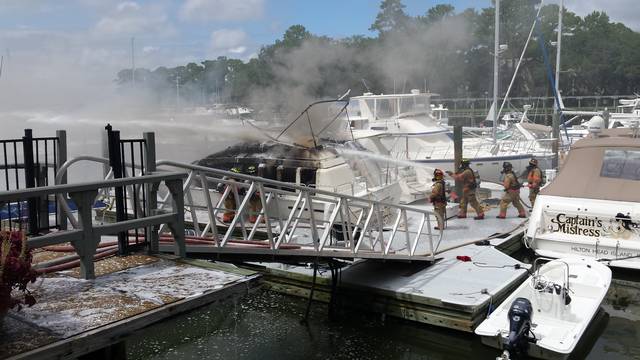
xmin=541 ymin=129 xmax=640 ymax=202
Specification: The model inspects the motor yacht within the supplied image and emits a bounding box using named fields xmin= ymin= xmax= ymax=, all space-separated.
xmin=525 ymin=126 xmax=640 ymax=269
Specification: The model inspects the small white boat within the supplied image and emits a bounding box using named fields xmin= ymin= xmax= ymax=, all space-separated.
xmin=475 ymin=257 xmax=611 ymax=360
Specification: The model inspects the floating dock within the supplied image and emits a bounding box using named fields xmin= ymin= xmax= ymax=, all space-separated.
xmin=237 ymin=204 xmax=529 ymax=332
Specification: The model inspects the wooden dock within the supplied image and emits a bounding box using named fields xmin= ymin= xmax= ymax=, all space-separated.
xmin=2 ymin=253 xmax=260 ymax=360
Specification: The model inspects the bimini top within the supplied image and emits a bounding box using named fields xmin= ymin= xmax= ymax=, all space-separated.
xmin=541 ymin=128 xmax=640 ymax=202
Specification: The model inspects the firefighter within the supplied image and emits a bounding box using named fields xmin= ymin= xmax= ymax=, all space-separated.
xmin=246 ymin=165 xmax=263 ymax=223
xmin=219 ymin=167 xmax=241 ymax=223
xmin=526 ymin=158 xmax=543 ymax=208
xmin=446 ymin=159 xmax=485 ymax=220
xmin=429 ymin=169 xmax=447 ymax=230
xmin=497 ymin=162 xmax=527 ymax=219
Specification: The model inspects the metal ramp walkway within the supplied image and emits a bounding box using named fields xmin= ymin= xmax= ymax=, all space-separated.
xmin=152 ymin=161 xmax=444 ymax=263
xmin=56 ymin=157 xmax=444 ymax=263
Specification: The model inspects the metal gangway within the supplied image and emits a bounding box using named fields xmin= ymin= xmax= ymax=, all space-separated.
xmin=57 ymin=158 xmax=444 ymax=263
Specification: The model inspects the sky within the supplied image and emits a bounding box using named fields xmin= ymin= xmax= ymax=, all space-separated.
xmin=0 ymin=0 xmax=638 ymax=112
xmin=1 ymin=0 xmax=638 ymax=73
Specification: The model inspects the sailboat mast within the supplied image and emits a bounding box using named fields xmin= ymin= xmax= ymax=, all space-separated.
xmin=555 ymin=0 xmax=563 ymax=96
xmin=552 ymin=0 xmax=563 ymax=168
xmin=492 ymin=0 xmax=500 ymax=143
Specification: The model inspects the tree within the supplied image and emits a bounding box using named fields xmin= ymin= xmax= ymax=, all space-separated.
xmin=422 ymin=4 xmax=455 ymax=24
xmin=369 ymin=0 xmax=410 ymax=35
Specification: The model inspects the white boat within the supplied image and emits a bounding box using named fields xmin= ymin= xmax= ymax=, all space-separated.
xmin=347 ymin=90 xmax=553 ymax=183
xmin=475 ymin=257 xmax=612 ymax=360
xmin=525 ymin=126 xmax=640 ymax=269
xmin=195 ymin=100 xmax=404 ymax=222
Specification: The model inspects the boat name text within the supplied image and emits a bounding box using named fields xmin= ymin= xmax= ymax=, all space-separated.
xmin=550 ymin=213 xmax=603 ymax=237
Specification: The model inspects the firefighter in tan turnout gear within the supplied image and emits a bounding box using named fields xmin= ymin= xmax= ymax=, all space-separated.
xmin=429 ymin=169 xmax=447 ymax=230
xmin=526 ymin=158 xmax=543 ymax=208
xmin=446 ymin=159 xmax=485 ymax=220
xmin=497 ymin=162 xmax=527 ymax=219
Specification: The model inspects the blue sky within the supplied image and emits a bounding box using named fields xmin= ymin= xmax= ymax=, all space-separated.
xmin=0 ymin=0 xmax=635 ymax=110
xmin=0 ymin=0 xmax=637 ymax=72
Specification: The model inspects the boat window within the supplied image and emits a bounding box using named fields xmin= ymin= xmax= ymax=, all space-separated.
xmin=600 ymin=149 xmax=640 ymax=181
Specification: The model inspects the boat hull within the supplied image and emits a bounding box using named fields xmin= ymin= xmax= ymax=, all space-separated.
xmin=475 ymin=258 xmax=611 ymax=359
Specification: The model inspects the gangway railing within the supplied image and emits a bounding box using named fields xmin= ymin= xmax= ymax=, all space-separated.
xmin=152 ymin=161 xmax=444 ymax=262
xmin=55 ymin=157 xmax=443 ymax=262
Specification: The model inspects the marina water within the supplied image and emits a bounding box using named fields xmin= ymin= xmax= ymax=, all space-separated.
xmin=127 ymin=272 xmax=640 ymax=359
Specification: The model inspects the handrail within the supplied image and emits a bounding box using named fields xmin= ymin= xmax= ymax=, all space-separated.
xmin=0 ymin=173 xmax=185 ymax=201
xmin=0 ymin=172 xmax=187 ymax=279
xmin=53 ymin=157 xmax=444 ymax=261
xmin=155 ymin=159 xmax=444 ymax=260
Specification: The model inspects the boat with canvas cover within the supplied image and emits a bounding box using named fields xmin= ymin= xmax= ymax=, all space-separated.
xmin=525 ymin=125 xmax=640 ymax=269
xmin=475 ymin=257 xmax=611 ymax=359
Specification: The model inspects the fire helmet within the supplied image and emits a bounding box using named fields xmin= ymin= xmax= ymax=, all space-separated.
xmin=529 ymin=158 xmax=538 ymax=166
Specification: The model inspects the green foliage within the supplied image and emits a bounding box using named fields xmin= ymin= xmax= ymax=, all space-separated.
xmin=116 ymin=1 xmax=640 ymax=107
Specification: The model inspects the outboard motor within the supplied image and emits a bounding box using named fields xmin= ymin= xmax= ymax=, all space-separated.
xmin=504 ymin=297 xmax=533 ymax=358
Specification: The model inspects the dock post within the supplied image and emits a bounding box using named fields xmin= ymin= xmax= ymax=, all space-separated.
xmin=143 ymin=132 xmax=158 ymax=254
xmin=101 ymin=128 xmax=110 ymax=179
xmin=37 ymin=165 xmax=49 ymax=230
xmin=69 ymin=190 xmax=99 ymax=280
xmin=106 ymin=125 xmax=128 ymax=255
xmin=166 ymin=178 xmax=186 ymax=257
xmin=56 ymin=130 xmax=68 ymax=230
xmin=449 ymin=119 xmax=464 ymax=200
xmin=23 ymin=129 xmax=39 ymax=235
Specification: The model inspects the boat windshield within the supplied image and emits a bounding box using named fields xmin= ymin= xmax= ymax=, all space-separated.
xmin=358 ymin=95 xmax=432 ymax=120
xmin=600 ymin=149 xmax=640 ymax=181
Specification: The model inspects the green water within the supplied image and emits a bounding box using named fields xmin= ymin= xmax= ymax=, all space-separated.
xmin=127 ymin=277 xmax=640 ymax=360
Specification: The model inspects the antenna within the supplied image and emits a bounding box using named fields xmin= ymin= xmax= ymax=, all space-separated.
xmin=361 ymin=79 xmax=371 ymax=92
xmin=131 ymin=37 xmax=135 ymax=86
xmin=0 ymin=55 xmax=3 ymax=80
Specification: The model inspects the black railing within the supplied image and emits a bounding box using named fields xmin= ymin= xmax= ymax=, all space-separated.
xmin=0 ymin=129 xmax=62 ymax=234
xmin=105 ymin=125 xmax=148 ymax=255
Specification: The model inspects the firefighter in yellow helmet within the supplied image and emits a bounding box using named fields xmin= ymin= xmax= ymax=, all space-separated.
xmin=446 ymin=159 xmax=485 ymax=220
xmin=497 ymin=162 xmax=527 ymax=219
xmin=429 ymin=169 xmax=447 ymax=230
xmin=526 ymin=158 xmax=543 ymax=208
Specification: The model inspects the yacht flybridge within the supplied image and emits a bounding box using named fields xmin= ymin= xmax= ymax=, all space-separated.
xmin=347 ymin=90 xmax=553 ymax=183
xmin=526 ymin=126 xmax=640 ymax=269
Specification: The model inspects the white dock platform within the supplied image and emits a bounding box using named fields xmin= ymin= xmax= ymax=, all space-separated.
xmin=246 ymin=203 xmax=530 ymax=332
